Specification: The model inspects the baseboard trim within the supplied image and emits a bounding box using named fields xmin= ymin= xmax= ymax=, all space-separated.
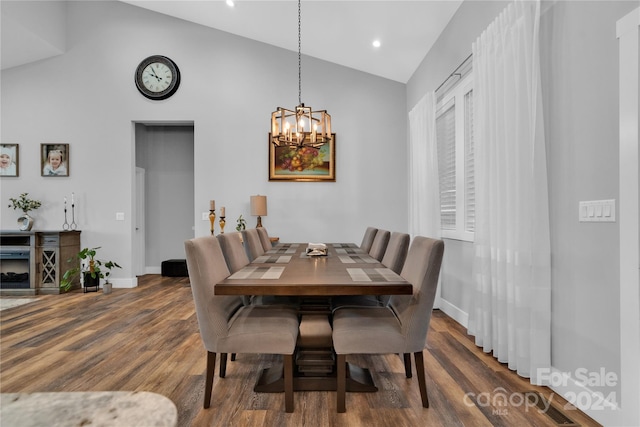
xmin=110 ymin=277 xmax=138 ymax=288
xmin=145 ymin=267 xmax=161 ymax=275
xmin=438 ymin=298 xmax=468 ymax=328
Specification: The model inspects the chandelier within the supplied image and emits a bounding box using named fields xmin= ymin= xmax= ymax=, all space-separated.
xmin=270 ymin=0 xmax=332 ymax=149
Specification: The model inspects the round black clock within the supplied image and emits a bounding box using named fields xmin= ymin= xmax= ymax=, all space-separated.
xmin=135 ymin=55 xmax=181 ymax=100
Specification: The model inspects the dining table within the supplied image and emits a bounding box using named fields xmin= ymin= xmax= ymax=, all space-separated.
xmin=215 ymin=242 xmax=413 ymax=393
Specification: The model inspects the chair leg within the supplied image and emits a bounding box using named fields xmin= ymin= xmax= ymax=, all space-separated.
xmin=414 ymin=351 xmax=429 ymax=408
xmin=204 ymin=351 xmax=216 ymax=409
xmin=337 ymin=354 xmax=346 ymax=413
xmin=219 ymin=353 xmax=227 ymax=378
xmin=403 ymin=353 xmax=412 ymax=378
xmin=284 ymin=354 xmax=294 ymax=413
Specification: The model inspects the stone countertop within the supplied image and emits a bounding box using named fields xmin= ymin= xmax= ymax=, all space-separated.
xmin=0 ymin=391 xmax=177 ymax=427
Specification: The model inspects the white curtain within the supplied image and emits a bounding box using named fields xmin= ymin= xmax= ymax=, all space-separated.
xmin=467 ymin=0 xmax=551 ymax=384
xmin=408 ymin=92 xmax=440 ymax=240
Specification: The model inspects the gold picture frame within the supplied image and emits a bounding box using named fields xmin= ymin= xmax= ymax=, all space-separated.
xmin=269 ymin=133 xmax=335 ymax=182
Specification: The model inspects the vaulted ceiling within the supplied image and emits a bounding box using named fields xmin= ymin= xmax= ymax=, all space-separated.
xmin=1 ymin=1 xmax=463 ymax=83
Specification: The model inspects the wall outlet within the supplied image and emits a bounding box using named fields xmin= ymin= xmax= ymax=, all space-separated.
xmin=116 ymin=212 xmax=125 ymax=221
xmin=202 ymin=212 xmax=209 ymax=221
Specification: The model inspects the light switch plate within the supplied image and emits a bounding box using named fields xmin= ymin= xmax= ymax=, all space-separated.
xmin=202 ymin=212 xmax=209 ymax=221
xmin=579 ymin=200 xmax=615 ymax=222
xmin=116 ymin=212 xmax=125 ymax=221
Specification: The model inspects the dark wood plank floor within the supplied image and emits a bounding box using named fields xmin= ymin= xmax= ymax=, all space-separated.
xmin=1 ymin=275 xmax=600 ymax=427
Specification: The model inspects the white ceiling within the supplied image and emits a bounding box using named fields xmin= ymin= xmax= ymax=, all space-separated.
xmin=121 ymin=1 xmax=463 ymax=83
xmin=1 ymin=1 xmax=463 ymax=83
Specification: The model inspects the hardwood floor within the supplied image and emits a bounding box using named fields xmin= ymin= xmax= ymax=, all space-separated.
xmin=1 ymin=275 xmax=600 ymax=426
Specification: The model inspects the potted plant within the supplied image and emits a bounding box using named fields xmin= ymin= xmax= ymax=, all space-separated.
xmin=8 ymin=192 xmax=42 ymax=231
xmin=61 ymin=247 xmax=121 ymax=293
xmin=236 ymin=214 xmax=247 ymax=232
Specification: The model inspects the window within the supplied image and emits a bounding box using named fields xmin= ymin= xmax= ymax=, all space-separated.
xmin=436 ymin=73 xmax=474 ymax=241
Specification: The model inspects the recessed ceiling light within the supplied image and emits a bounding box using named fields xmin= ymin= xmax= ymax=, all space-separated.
xmin=226 ymin=0 xmax=235 ymax=7
xmin=372 ymin=40 xmax=381 ymax=48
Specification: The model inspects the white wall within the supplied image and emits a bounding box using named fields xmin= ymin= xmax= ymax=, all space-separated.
xmin=0 ymin=1 xmax=407 ymax=284
xmin=407 ymin=1 xmax=638 ymax=424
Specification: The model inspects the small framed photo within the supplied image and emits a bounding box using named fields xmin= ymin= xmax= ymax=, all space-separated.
xmin=269 ymin=134 xmax=336 ymax=182
xmin=0 ymin=144 xmax=19 ymax=177
xmin=41 ymin=144 xmax=69 ymax=177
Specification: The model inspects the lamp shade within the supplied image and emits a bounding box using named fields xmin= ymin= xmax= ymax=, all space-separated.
xmin=250 ymin=195 xmax=267 ymax=216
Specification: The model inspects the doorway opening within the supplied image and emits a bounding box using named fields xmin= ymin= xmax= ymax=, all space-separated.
xmin=134 ymin=122 xmax=195 ymax=275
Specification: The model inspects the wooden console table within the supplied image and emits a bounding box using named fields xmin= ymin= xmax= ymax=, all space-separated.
xmin=0 ymin=231 xmax=81 ymax=296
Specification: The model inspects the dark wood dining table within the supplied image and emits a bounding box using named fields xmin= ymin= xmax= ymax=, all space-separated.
xmin=215 ymin=242 xmax=413 ymax=297
xmin=214 ymin=242 xmax=413 ymax=393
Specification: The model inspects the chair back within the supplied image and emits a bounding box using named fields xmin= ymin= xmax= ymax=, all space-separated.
xmin=360 ymin=227 xmax=378 ymax=253
xmin=381 ymin=232 xmax=410 ymax=274
xmin=217 ymin=232 xmax=250 ymax=273
xmin=388 ymin=236 xmax=444 ymax=353
xmin=242 ymin=229 xmax=265 ymax=261
xmin=256 ymin=227 xmax=273 ymax=251
xmin=184 ymin=236 xmax=243 ymax=353
xmin=369 ymin=229 xmax=390 ymax=261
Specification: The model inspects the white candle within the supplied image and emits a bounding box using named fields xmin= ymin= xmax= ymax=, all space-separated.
xmin=221 ymin=207 xmax=225 ymax=217
xmin=64 ymin=197 xmax=67 ymax=206
xmin=210 ymin=200 xmax=215 ymax=210
xmin=71 ymin=192 xmax=75 ymax=204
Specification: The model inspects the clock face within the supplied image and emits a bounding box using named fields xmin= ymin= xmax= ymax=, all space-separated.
xmin=135 ymin=55 xmax=180 ymax=100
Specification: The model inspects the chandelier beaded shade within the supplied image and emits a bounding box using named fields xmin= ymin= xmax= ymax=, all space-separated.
xmin=270 ymin=0 xmax=332 ymax=149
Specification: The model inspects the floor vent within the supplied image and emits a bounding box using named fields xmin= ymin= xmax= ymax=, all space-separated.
xmin=524 ymin=391 xmax=580 ymax=426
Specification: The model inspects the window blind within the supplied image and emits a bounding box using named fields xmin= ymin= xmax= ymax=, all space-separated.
xmin=464 ymin=90 xmax=475 ymax=232
xmin=436 ymin=100 xmax=456 ymax=230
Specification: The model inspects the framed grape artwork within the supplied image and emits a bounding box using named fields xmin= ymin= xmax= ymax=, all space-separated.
xmin=268 ymin=133 xmax=335 ymax=182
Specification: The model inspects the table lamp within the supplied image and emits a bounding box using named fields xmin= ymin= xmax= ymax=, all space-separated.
xmin=250 ymin=195 xmax=267 ymax=228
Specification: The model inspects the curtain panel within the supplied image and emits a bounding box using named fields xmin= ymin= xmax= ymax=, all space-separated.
xmin=408 ymin=92 xmax=440 ymax=240
xmin=467 ymin=0 xmax=551 ymax=383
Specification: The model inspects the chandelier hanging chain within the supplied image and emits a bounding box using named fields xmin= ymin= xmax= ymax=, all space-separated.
xmin=270 ymin=0 xmax=332 ymax=148
xmin=298 ymin=0 xmax=302 ymax=106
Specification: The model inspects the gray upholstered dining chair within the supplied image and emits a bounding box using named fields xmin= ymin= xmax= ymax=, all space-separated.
xmin=359 ymin=227 xmax=378 ymax=253
xmin=216 ymin=232 xmax=252 ymax=367
xmin=217 ymin=232 xmax=250 ymax=274
xmin=376 ymin=231 xmax=411 ymax=308
xmin=242 ymin=229 xmax=265 ymax=262
xmin=381 ymin=232 xmax=410 ymax=274
xmin=368 ymin=229 xmax=390 ymax=261
xmin=233 ymin=230 xmax=298 ymax=308
xmin=331 ymin=230 xmax=406 ymax=311
xmin=332 ymin=236 xmax=444 ymax=413
xmin=184 ymin=235 xmax=299 ymax=413
xmin=256 ymin=227 xmax=273 ymax=252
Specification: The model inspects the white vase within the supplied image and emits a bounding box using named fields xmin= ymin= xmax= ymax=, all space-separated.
xmin=17 ymin=213 xmax=34 ymax=231
xmin=103 ymin=282 xmax=113 ymax=294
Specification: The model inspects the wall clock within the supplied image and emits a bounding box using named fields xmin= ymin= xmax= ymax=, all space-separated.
xmin=135 ymin=55 xmax=181 ymax=100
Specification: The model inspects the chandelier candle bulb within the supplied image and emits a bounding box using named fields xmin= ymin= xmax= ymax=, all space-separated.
xmin=220 ymin=207 xmax=225 ymax=217
xmin=210 ymin=200 xmax=215 ymax=210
